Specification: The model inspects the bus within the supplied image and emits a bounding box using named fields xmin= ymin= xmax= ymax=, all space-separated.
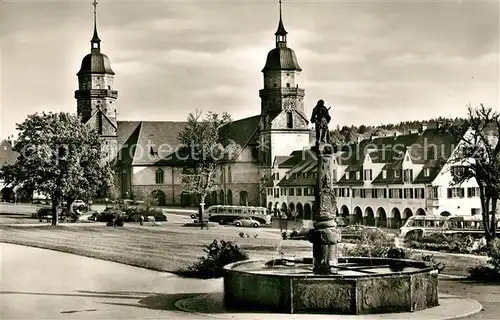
xmin=398 ymin=214 xmax=500 ymax=240
xmin=201 ymin=205 xmax=272 ymax=225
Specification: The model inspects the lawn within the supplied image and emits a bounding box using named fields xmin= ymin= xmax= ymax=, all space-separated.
xmin=0 ymin=221 xmax=487 ymax=277
xmin=0 ymin=223 xmax=315 ymax=272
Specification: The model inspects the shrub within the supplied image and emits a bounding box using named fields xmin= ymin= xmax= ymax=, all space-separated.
xmin=289 ymin=228 xmax=311 ymax=240
xmin=361 ymin=227 xmax=392 ymax=244
xmin=180 ymin=240 xmax=249 ymax=278
xmin=468 ymin=265 xmax=500 ymax=282
xmin=123 ymin=207 xmax=166 ymax=222
xmin=35 ymin=206 xmax=52 ymax=219
xmin=152 ymin=209 xmax=167 ymax=222
xmin=487 ymin=238 xmax=500 ymax=270
xmin=418 ymin=233 xmax=449 ymax=244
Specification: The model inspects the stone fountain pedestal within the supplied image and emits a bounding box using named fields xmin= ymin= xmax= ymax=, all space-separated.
xmin=309 ymin=143 xmax=342 ymax=274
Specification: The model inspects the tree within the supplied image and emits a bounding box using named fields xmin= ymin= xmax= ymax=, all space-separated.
xmin=441 ymin=104 xmax=500 ymax=245
xmin=0 ymin=112 xmax=114 ymax=225
xmin=178 ymin=110 xmax=241 ymax=229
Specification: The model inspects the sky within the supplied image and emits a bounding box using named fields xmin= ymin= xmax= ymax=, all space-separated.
xmin=1 ymin=0 xmax=499 ymax=138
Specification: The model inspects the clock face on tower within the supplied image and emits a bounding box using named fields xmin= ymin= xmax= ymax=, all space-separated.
xmin=283 ymin=99 xmax=297 ymax=112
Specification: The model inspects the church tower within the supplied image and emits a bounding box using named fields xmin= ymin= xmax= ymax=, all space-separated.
xmin=74 ymin=0 xmax=118 ymax=163
xmin=259 ymin=1 xmax=310 ymax=167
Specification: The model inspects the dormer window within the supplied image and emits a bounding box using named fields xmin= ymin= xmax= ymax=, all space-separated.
xmin=394 ymin=170 xmax=400 ymax=178
xmin=424 ymin=168 xmax=430 ymax=177
xmin=382 ymin=170 xmax=387 ymax=179
xmin=356 ymin=171 xmax=360 ymax=179
xmin=345 ymin=172 xmax=350 ymax=179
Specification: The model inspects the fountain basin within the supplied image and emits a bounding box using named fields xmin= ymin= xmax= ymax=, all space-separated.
xmin=223 ymin=257 xmax=439 ymax=315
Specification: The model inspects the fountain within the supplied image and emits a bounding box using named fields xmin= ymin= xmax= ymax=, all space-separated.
xmin=222 ymin=100 xmax=439 ymax=315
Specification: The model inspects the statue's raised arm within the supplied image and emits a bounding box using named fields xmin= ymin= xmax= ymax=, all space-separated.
xmin=311 ymin=99 xmax=331 ymax=145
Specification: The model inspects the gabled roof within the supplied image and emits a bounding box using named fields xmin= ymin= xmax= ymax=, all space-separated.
xmin=336 ymin=164 xmax=364 ymax=186
xmin=114 ymin=115 xmax=261 ymax=166
xmin=273 ymin=155 xmax=291 ymax=167
xmin=371 ymin=161 xmax=404 ymax=185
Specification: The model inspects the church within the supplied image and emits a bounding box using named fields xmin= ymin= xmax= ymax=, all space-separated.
xmin=74 ymin=2 xmax=312 ymax=207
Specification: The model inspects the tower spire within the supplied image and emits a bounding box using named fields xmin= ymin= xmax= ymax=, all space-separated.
xmin=91 ymin=0 xmax=101 ymax=51
xmin=275 ymin=0 xmax=287 ymax=48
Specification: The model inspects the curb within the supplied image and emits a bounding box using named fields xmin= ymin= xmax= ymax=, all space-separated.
xmin=174 ymin=292 xmax=483 ymax=320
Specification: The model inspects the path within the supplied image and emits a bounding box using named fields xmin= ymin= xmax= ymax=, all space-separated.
xmin=1 ymin=243 xmax=488 ymax=320
xmin=0 ymin=243 xmax=220 ymax=319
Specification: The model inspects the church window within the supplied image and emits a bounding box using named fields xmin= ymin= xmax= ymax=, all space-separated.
xmin=150 ymin=146 xmax=158 ymax=157
xmin=286 ymin=83 xmax=290 ymax=87
xmin=286 ymin=112 xmax=293 ymax=128
xmin=155 ymin=168 xmax=164 ymax=184
xmin=97 ymin=113 xmax=103 ymax=135
xmin=228 ymin=166 xmax=232 ymax=183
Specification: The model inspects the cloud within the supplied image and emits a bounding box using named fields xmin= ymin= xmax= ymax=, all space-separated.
xmin=1 ymin=0 xmax=498 ymax=138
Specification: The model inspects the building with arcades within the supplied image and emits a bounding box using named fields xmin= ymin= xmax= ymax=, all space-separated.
xmin=74 ymin=2 xmax=311 ymax=206
xmin=267 ymin=124 xmax=483 ymax=228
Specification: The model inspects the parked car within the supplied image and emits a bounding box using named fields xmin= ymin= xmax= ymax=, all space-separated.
xmin=233 ymin=217 xmax=260 ymax=228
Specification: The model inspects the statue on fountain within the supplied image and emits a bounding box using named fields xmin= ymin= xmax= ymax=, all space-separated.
xmin=310 ymin=99 xmax=331 ymax=147
xmin=309 ymin=99 xmax=341 ymax=274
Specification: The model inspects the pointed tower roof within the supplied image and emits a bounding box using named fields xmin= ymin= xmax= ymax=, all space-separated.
xmin=77 ymin=0 xmax=114 ymax=76
xmin=262 ymin=0 xmax=301 ymax=72
xmin=91 ymin=0 xmax=101 ymax=44
xmin=275 ymin=0 xmax=287 ymax=36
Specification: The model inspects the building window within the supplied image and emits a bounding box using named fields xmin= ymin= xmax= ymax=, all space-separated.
xmin=108 ymin=85 xmax=111 ymax=90
xmin=404 ymin=188 xmax=414 ymax=199
xmin=289 ymin=188 xmax=295 ymax=196
xmin=363 ymin=169 xmax=372 ymax=180
xmin=394 ymin=170 xmax=400 ymax=178
xmin=286 ymin=112 xmax=293 ymax=128
xmin=424 ymin=168 xmax=430 ymax=177
xmin=382 ymin=169 xmax=387 ymax=179
xmin=303 ymin=173 xmax=308 ymax=178
xmin=150 ymin=146 xmax=158 ymax=157
xmin=428 ymin=186 xmax=439 ymax=199
xmin=345 ymin=172 xmax=350 ymax=179
xmin=471 ymin=208 xmax=481 ymax=215
xmin=414 ymin=188 xmax=425 ymax=199
xmin=155 ymin=168 xmax=164 ymax=184
xmin=356 ymin=171 xmax=361 ymax=179
xmin=228 ymin=166 xmax=232 ymax=183
xmin=467 ymin=187 xmax=480 ymax=198
xmin=286 ymin=83 xmax=290 ymax=87
xmin=403 ymin=169 xmax=413 ymax=182
xmin=447 ymin=187 xmax=465 ymax=199
xmin=304 ymin=188 xmax=309 ymax=196
xmin=332 ymin=170 xmax=336 ymax=182
xmin=296 ymin=188 xmax=302 ymax=196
